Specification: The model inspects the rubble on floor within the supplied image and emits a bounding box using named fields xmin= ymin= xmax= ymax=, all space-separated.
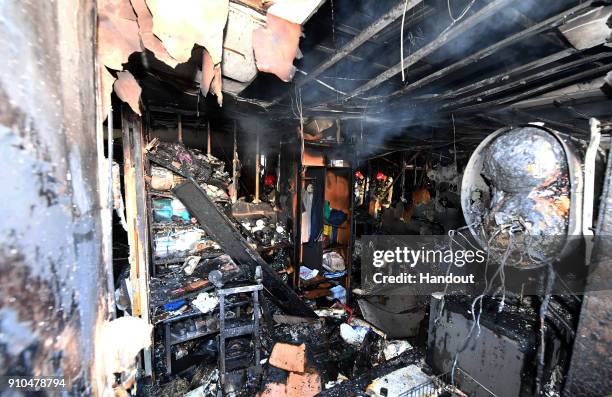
xmin=131 ymin=141 xmax=459 ymax=397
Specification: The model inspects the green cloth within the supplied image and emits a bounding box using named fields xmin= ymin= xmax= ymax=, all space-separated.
xmin=324 ymin=201 xmax=331 ymax=221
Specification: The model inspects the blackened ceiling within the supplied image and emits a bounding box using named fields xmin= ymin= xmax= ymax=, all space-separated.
xmin=124 ymin=0 xmax=612 ymax=156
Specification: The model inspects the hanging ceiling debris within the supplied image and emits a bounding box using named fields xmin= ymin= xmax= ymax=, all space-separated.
xmin=97 ymin=0 xmax=325 ymax=117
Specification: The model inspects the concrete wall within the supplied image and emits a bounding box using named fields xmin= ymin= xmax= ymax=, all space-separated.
xmin=0 ymin=0 xmax=110 ymax=394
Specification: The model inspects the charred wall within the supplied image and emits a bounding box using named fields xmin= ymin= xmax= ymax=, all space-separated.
xmin=564 ymin=147 xmax=612 ymax=396
xmin=0 ymin=0 xmax=110 ymax=394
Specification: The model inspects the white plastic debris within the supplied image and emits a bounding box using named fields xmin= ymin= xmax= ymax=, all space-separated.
xmin=183 ymin=256 xmax=201 ymax=275
xmin=340 ymin=323 xmax=369 ymax=346
xmin=192 ymin=292 xmax=219 ymax=314
xmin=383 ymin=340 xmax=412 ymax=360
xmin=322 ymin=251 xmax=345 ymax=272
xmin=350 ymin=318 xmax=387 ymax=338
xmin=366 ymin=365 xmax=432 ymax=397
xmin=100 ymin=316 xmax=152 ymax=375
xmin=324 ymin=373 xmax=348 ymax=389
xmin=314 ymin=308 xmax=346 ymax=319
xmin=328 ymin=285 xmax=346 ymax=303
xmin=299 ymin=266 xmax=319 ymax=280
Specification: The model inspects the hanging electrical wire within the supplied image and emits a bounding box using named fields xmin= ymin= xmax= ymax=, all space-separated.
xmin=444 ymin=0 xmax=478 ymax=34
xmin=400 ymin=0 xmax=410 ymax=81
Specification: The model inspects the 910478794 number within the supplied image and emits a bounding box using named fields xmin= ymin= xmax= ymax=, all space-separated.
xmin=1 ymin=376 xmax=67 ymax=391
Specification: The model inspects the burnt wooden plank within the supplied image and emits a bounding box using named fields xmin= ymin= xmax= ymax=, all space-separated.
xmin=439 ymin=48 xmax=577 ymax=100
xmin=453 ymin=62 xmax=612 ymax=114
xmin=442 ymin=52 xmax=612 ymax=110
xmin=173 ymin=180 xmax=317 ymax=318
xmin=121 ymin=105 xmax=153 ymax=375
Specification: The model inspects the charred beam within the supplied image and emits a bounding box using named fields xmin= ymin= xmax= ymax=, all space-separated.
xmin=121 ymin=106 xmax=153 ymax=375
xmin=173 ymin=180 xmax=317 ymax=318
xmin=454 ymin=63 xmax=612 ymax=114
xmin=442 ymin=52 xmax=612 ymax=110
xmin=438 ymin=48 xmax=577 ymax=100
xmin=509 ymin=79 xmax=609 ymax=110
xmin=345 ymin=0 xmax=515 ymax=99
xmin=314 ymin=44 xmax=389 ymax=71
xmin=507 ymin=6 xmax=569 ymax=49
xmin=385 ymin=1 xmax=595 ymax=99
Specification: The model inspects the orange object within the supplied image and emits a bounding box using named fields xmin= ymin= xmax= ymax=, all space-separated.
xmin=253 ymin=13 xmax=301 ymax=82
xmin=286 ymin=371 xmax=321 ymax=397
xmin=260 ymin=382 xmax=287 ymax=397
xmin=169 ymin=279 xmax=209 ymax=297
xmin=269 ymin=343 xmax=306 ymax=373
xmin=412 ymin=186 xmax=431 ymax=205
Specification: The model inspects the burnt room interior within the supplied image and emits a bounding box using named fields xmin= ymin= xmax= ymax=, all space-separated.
xmin=4 ymin=0 xmax=611 ymax=396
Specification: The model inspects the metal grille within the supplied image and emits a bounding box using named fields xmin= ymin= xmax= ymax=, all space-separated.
xmin=401 ymin=368 xmax=498 ymax=397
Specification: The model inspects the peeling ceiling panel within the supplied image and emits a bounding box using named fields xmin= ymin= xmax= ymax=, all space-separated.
xmin=99 ymin=0 xmax=137 ymax=21
xmin=97 ymin=17 xmax=140 ymax=70
xmin=201 ymin=49 xmax=216 ymax=97
xmin=114 ymin=71 xmax=142 ymax=115
xmin=221 ymin=3 xmax=265 ymax=85
xmin=252 ymin=13 xmax=301 ymax=81
xmin=97 ymin=0 xmax=142 ymax=116
xmin=130 ymin=0 xmax=177 ymax=67
xmin=210 ymin=65 xmax=224 ymax=106
xmin=560 ymin=6 xmax=612 ymax=50
xmin=146 ymin=0 xmax=229 ymax=65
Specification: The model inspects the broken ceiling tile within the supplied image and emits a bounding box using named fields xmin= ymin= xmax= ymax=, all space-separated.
xmin=130 ymin=0 xmax=178 ymax=67
xmin=211 ymin=65 xmax=224 ymax=107
xmin=99 ymin=0 xmax=137 ymax=21
xmin=221 ymin=3 xmax=265 ymax=87
xmin=97 ymin=17 xmax=141 ymax=70
xmin=559 ymin=5 xmax=612 ymax=50
xmin=146 ymin=0 xmax=229 ymax=65
xmin=252 ymin=13 xmax=301 ymax=81
xmin=267 ymin=0 xmax=326 ymax=24
xmin=269 ymin=343 xmax=306 ymax=372
xmin=114 ymin=71 xmax=142 ymax=115
xmin=286 ymin=371 xmax=321 ymax=397
xmin=201 ymin=49 xmax=224 ymax=106
xmin=98 ymin=10 xmax=141 ymax=119
xmin=260 ymin=382 xmax=287 ymax=397
xmin=201 ymin=49 xmax=215 ymax=97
